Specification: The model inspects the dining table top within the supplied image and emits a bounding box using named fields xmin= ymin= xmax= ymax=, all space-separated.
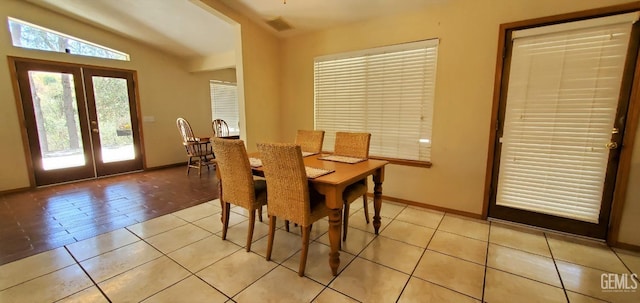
xmin=248 ymin=152 xmax=388 ymax=186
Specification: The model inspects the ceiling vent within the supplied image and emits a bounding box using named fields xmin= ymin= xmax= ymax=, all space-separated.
xmin=266 ymin=17 xmax=293 ymax=31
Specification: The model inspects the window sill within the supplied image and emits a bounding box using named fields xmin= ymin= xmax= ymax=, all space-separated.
xmin=369 ymin=156 xmax=432 ymax=168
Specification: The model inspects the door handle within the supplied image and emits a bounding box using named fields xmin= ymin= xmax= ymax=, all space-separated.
xmin=605 ymin=142 xmax=618 ymax=150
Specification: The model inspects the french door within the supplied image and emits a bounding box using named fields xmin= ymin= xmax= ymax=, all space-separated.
xmin=14 ymin=59 xmax=143 ymax=186
xmin=488 ymin=13 xmax=640 ymax=239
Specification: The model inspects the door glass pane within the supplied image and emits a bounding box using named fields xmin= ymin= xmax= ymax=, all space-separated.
xmin=28 ymin=71 xmax=85 ymax=170
xmin=92 ymin=76 xmax=135 ymax=163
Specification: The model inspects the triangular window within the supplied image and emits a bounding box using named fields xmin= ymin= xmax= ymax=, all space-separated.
xmin=7 ymin=17 xmax=129 ymax=61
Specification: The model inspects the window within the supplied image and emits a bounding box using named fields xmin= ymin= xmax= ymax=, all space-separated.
xmin=314 ymin=39 xmax=438 ymax=162
xmin=210 ymin=80 xmax=240 ymax=135
xmin=7 ymin=17 xmax=129 ymax=61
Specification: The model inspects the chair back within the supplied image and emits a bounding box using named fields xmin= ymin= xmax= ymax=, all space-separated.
xmin=257 ymin=143 xmax=312 ymax=225
xmin=176 ymin=117 xmax=197 ymax=142
xmin=212 ymin=138 xmax=256 ymax=208
xmin=212 ymin=119 xmax=230 ymax=137
xmin=295 ymin=130 xmax=325 ymax=154
xmin=334 ymin=132 xmax=371 ymax=159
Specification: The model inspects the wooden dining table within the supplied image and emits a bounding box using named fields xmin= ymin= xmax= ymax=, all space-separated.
xmin=249 ymin=153 xmax=389 ymax=275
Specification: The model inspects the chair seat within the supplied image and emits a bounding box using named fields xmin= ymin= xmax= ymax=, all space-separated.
xmin=258 ymin=142 xmax=332 ymax=276
xmin=343 ymin=180 xmax=367 ymax=203
xmin=341 ymin=178 xmax=368 ymax=242
xmin=333 ymin=132 xmax=372 ymax=242
xmin=253 ymin=179 xmax=268 ymax=205
xmin=182 ymin=141 xmax=215 ymax=177
xmin=280 ymin=189 xmax=329 ymax=226
xmin=188 ymin=150 xmax=214 ymax=157
xmin=309 ymin=193 xmax=330 ymax=223
xmin=213 ymin=138 xmax=268 ymax=252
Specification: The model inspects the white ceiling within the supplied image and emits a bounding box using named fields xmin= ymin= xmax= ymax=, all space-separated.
xmin=26 ymin=0 xmax=236 ymax=58
xmin=222 ymin=0 xmax=444 ymax=37
xmin=25 ymin=0 xmax=443 ymax=60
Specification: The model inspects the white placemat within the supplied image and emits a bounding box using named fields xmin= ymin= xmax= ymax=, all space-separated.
xmin=249 ymin=157 xmax=262 ymax=168
xmin=318 ymin=155 xmax=366 ymax=164
xmin=305 ymin=166 xmax=335 ymax=178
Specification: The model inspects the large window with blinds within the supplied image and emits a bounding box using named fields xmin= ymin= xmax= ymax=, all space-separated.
xmin=495 ymin=13 xmax=637 ymax=224
xmin=314 ymin=39 xmax=438 ymax=162
xmin=210 ymin=80 xmax=239 ymax=136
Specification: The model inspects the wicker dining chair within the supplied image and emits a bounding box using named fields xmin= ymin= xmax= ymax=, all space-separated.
xmin=334 ymin=131 xmax=371 ymax=241
xmin=295 ymin=130 xmax=325 ymax=154
xmin=257 ymin=142 xmax=330 ymax=276
xmin=212 ymin=119 xmax=230 ymax=137
xmin=176 ymin=117 xmax=215 ymax=177
xmin=212 ymin=138 xmax=267 ymax=252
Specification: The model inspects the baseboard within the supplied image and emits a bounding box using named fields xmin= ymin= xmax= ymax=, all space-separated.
xmin=0 ymin=163 xmax=189 ymax=195
xmin=367 ymin=193 xmax=483 ymax=220
xmin=0 ymin=186 xmax=33 ymax=195
xmin=363 ymin=195 xmax=640 ymax=251
xmin=612 ymin=241 xmax=640 ymax=252
xmin=145 ymin=162 xmax=189 ymax=171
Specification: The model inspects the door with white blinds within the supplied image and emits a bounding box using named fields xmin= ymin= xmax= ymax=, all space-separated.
xmin=489 ymin=13 xmax=640 ymax=238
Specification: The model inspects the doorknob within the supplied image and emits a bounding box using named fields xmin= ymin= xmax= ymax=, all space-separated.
xmin=605 ymin=142 xmax=618 ymax=149
xmin=92 ymin=128 xmax=99 ymax=133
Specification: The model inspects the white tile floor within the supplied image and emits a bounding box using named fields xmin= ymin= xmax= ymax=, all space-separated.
xmin=0 ymin=199 xmax=639 ymax=303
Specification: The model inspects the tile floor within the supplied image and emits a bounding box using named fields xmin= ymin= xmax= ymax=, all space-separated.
xmin=0 ymin=199 xmax=639 ymax=303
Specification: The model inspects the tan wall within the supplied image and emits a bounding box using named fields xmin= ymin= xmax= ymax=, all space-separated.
xmin=0 ymin=0 xmax=280 ymax=191
xmin=279 ymin=0 xmax=640 ymax=245
xmin=209 ymin=68 xmax=237 ymax=83
xmin=619 ymin=123 xmax=640 ymax=245
xmin=199 ymin=0 xmax=281 ymax=151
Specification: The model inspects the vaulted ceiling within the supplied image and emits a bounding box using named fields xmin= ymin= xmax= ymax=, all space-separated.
xmin=25 ymin=0 xmax=444 ymax=60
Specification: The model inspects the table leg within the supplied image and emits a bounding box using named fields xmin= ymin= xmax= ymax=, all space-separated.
xmin=373 ymin=168 xmax=384 ymax=234
xmin=328 ymin=207 xmax=342 ymax=275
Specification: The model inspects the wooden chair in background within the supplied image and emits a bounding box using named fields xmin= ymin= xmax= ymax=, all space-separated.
xmin=334 ymin=131 xmax=371 ymax=241
xmin=176 ymin=117 xmax=215 ymax=177
xmin=212 ymin=119 xmax=230 ymax=137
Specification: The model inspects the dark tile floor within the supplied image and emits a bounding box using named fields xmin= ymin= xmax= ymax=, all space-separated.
xmin=0 ymin=166 xmax=219 ymax=266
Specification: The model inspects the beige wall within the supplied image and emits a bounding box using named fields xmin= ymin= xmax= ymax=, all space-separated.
xmin=0 ymin=0 xmax=280 ymax=190
xmin=279 ymin=0 xmax=640 ymax=245
xmin=209 ymin=68 xmax=237 ymax=83
xmin=619 ymin=122 xmax=640 ymax=245
xmin=199 ymin=0 xmax=281 ymax=151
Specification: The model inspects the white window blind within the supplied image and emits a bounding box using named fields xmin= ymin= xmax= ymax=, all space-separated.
xmin=314 ymin=39 xmax=438 ymax=161
xmin=210 ymin=81 xmax=239 ymax=135
xmin=496 ymin=13 xmax=637 ymax=223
